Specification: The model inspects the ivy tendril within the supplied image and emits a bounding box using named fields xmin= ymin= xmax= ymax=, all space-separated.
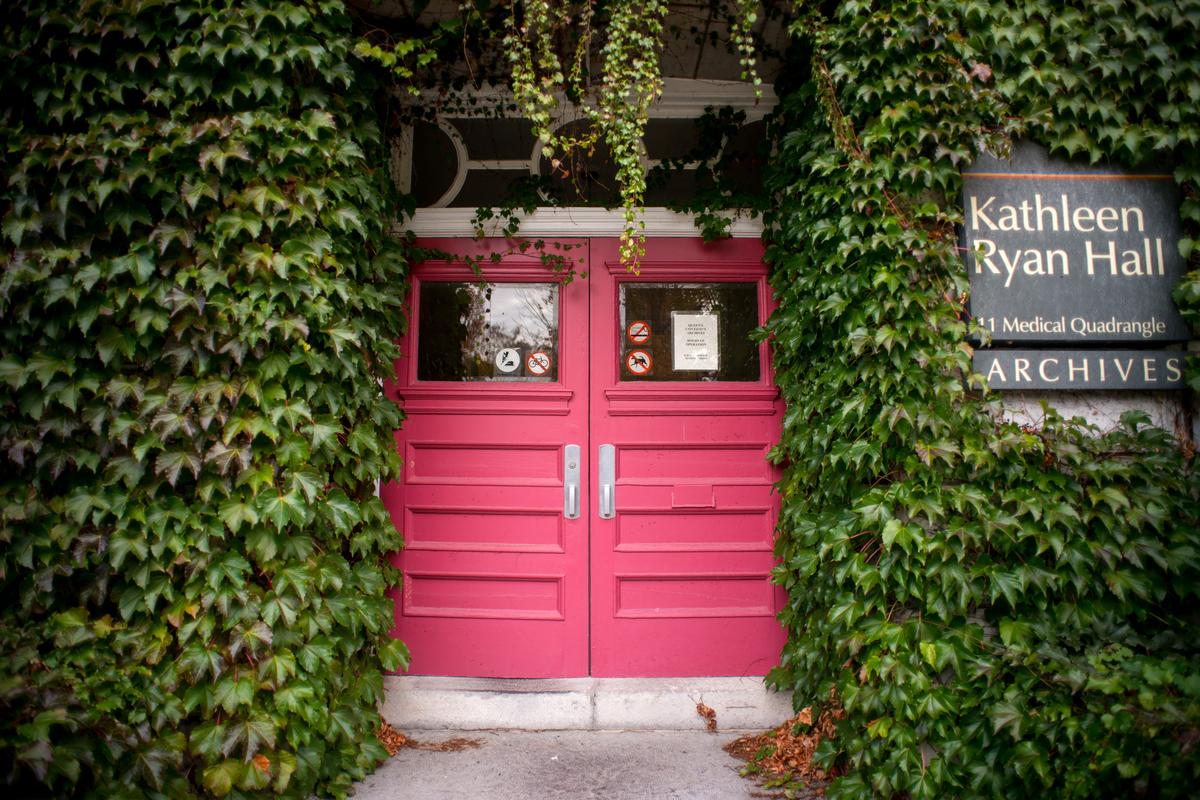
xmin=505 ymin=0 xmax=671 ymax=269
xmin=731 ymin=0 xmax=762 ymax=92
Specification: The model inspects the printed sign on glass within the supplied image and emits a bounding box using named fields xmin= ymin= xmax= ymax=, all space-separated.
xmin=671 ymin=312 xmax=719 ymax=371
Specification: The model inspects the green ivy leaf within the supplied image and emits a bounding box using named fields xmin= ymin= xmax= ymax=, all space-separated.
xmin=202 ymin=760 xmax=241 ymax=797
xmin=260 ymin=490 xmax=308 ymax=530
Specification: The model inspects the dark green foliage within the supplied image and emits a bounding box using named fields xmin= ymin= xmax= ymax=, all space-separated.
xmin=647 ymin=105 xmax=770 ymax=240
xmin=0 ymin=1 xmax=408 ymax=797
xmin=764 ymin=1 xmax=1200 ymax=797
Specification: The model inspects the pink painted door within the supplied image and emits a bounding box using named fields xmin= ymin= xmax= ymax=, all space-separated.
xmin=385 ymin=236 xmax=784 ymax=678
xmin=383 ymin=238 xmax=590 ymax=677
xmin=588 ymin=237 xmax=785 ymax=676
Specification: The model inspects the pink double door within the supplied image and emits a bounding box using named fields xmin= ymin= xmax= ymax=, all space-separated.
xmin=383 ymin=237 xmax=784 ymax=678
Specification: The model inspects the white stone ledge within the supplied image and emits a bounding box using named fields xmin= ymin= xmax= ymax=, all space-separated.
xmin=400 ymin=207 xmax=764 ymax=238
xmin=381 ymin=676 xmax=793 ymax=732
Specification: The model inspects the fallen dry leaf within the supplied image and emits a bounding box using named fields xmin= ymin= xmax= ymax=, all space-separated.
xmin=378 ymin=722 xmax=410 ymax=756
xmin=378 ymin=722 xmax=482 ymax=757
xmin=696 ymin=701 xmax=717 ymax=732
xmin=414 ymin=736 xmax=483 ymax=752
xmin=969 ymin=61 xmax=994 ymax=83
xmin=724 ymin=700 xmax=845 ymax=792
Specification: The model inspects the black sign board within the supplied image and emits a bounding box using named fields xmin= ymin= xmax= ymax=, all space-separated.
xmin=963 ymin=142 xmax=1189 ymax=344
xmin=973 ymin=350 xmax=1187 ymax=390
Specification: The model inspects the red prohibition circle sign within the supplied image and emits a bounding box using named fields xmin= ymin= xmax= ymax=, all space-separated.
xmin=626 ymin=349 xmax=652 ymax=375
xmin=526 ymin=351 xmax=552 ymax=376
xmin=626 ymin=320 xmax=651 ymax=344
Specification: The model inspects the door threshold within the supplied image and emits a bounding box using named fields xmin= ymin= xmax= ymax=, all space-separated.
xmin=381 ymin=675 xmax=793 ymax=731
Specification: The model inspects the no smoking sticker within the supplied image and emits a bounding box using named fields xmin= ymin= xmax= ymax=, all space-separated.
xmin=626 ymin=349 xmax=652 ymax=376
xmin=626 ymin=320 xmax=651 ymax=344
xmin=526 ymin=351 xmax=552 ymax=376
xmin=495 ymin=348 xmax=521 ymax=374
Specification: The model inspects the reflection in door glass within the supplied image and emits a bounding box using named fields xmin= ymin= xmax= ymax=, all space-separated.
xmin=619 ymin=283 xmax=759 ymax=381
xmin=418 ymin=282 xmax=559 ymax=381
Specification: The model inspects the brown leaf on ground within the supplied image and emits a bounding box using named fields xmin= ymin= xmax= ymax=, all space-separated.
xmin=378 ymin=722 xmax=482 ymax=757
xmin=412 ymin=736 xmax=483 ymax=752
xmin=696 ymin=701 xmax=717 ymax=732
xmin=378 ymin=722 xmax=410 ymax=756
xmin=724 ymin=702 xmax=845 ymax=789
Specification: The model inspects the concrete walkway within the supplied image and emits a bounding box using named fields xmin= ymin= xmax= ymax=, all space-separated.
xmin=351 ymin=730 xmax=764 ymax=800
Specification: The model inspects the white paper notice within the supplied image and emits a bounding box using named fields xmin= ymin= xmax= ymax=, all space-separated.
xmin=672 ymin=312 xmax=719 ymax=370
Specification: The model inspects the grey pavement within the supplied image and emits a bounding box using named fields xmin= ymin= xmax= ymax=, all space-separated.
xmin=351 ymin=730 xmax=768 ymax=800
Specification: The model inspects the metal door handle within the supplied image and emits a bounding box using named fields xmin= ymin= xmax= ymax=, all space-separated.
xmin=564 ymin=445 xmax=580 ymax=519
xmin=599 ymin=444 xmax=615 ymax=519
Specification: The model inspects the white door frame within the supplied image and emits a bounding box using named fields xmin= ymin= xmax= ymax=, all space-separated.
xmin=401 ymin=207 xmax=764 ymax=238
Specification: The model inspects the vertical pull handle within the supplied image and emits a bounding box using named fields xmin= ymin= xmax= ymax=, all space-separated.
xmin=598 ymin=444 xmax=615 ymax=519
xmin=564 ymin=445 xmax=581 ymax=519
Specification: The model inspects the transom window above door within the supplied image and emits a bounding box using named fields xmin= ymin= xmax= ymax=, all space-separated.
xmin=393 ymin=80 xmax=774 ymax=209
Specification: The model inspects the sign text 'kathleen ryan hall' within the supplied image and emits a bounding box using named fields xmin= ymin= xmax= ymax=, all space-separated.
xmin=962 ymin=142 xmax=1188 ymax=390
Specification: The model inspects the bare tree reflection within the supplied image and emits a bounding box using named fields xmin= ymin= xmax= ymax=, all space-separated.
xmin=418 ymin=282 xmax=558 ymax=381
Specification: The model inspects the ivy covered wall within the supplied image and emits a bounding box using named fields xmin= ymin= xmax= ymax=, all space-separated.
xmin=2 ymin=0 xmax=1199 ymax=798
xmin=764 ymin=1 xmax=1200 ymax=797
xmin=0 ymin=1 xmax=408 ymax=797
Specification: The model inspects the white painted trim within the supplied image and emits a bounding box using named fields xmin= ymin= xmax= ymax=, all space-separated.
xmin=400 ymin=207 xmax=764 ymax=238
xmin=396 ymin=78 xmax=778 ymax=122
xmin=654 ymin=78 xmax=778 ymax=120
xmin=431 ymin=120 xmax=469 ymax=208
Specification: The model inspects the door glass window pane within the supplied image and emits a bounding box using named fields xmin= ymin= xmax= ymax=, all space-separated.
xmin=619 ymin=283 xmax=760 ymax=381
xmin=418 ymin=282 xmax=559 ymax=381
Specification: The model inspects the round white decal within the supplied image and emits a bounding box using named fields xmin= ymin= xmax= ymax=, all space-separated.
xmin=526 ymin=351 xmax=552 ymax=376
xmin=626 ymin=349 xmax=652 ymax=375
xmin=494 ymin=348 xmax=521 ymax=374
xmin=626 ymin=320 xmax=651 ymax=344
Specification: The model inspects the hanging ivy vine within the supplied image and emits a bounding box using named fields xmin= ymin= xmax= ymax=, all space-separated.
xmin=730 ymin=0 xmax=763 ymax=90
xmin=504 ymin=0 xmax=671 ymax=266
xmin=763 ymin=1 xmax=1200 ymax=798
xmin=357 ymin=0 xmax=768 ymax=268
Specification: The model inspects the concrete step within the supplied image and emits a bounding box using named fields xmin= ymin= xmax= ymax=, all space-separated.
xmin=381 ymin=676 xmax=793 ymax=731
